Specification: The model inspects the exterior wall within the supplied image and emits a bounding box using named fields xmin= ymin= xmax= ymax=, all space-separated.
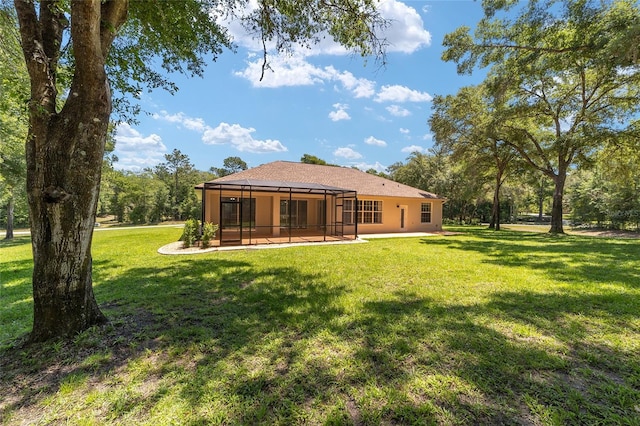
xmin=202 ymin=190 xmax=444 ymax=237
xmin=354 ymin=196 xmax=444 ymax=234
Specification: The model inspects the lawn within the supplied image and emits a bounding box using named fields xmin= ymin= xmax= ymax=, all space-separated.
xmin=1 ymin=227 xmax=639 ymax=425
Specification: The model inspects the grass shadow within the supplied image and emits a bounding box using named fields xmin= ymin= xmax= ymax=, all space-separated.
xmin=1 ymin=255 xmax=348 ymax=423
xmin=424 ymin=228 xmax=640 ymax=288
xmin=1 ymin=227 xmax=638 ymax=424
xmin=333 ymin=289 xmax=639 ymax=424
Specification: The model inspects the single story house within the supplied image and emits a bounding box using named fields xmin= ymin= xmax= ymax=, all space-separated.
xmin=196 ymin=161 xmax=445 ymax=245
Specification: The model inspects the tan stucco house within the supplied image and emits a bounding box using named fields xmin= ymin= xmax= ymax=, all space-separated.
xmin=196 ymin=161 xmax=445 ymax=245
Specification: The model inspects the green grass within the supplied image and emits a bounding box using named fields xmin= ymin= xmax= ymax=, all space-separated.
xmin=1 ymin=226 xmax=639 ymax=425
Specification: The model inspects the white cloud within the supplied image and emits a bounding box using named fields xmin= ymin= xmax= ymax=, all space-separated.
xmin=113 ymin=123 xmax=167 ymax=171
xmin=154 ymin=111 xmax=207 ymax=132
xmin=386 ymin=105 xmax=411 ymax=117
xmin=364 ymin=136 xmax=387 ymax=147
xmin=423 ymin=133 xmax=433 ymax=141
xmin=234 ymin=55 xmax=327 ymax=88
xmin=155 ymin=110 xmax=287 ymax=154
xmin=235 ymin=56 xmax=376 ymax=99
xmin=351 ymin=161 xmax=388 ymax=172
xmin=401 ymin=144 xmax=425 ymax=153
xmin=328 ymin=67 xmax=376 ymax=98
xmin=329 ymin=103 xmax=351 ymax=121
xmin=334 ymin=147 xmax=363 ymax=159
xmin=399 ymin=128 xmax=410 ymax=135
xmin=375 ymin=85 xmax=432 ymax=103
xmin=203 ymin=123 xmax=287 ymax=153
xmin=378 ymin=0 xmax=431 ymax=53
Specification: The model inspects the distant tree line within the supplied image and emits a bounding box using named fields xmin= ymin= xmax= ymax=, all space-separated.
xmin=387 ymin=144 xmax=640 ymax=232
xmin=95 ymin=152 xmax=250 ymax=225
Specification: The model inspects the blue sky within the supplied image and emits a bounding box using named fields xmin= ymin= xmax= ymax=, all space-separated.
xmin=113 ymin=0 xmax=487 ymax=173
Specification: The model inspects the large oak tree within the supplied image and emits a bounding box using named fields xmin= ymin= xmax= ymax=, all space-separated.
xmin=12 ymin=0 xmax=387 ymax=341
xmin=429 ymin=84 xmax=517 ymax=231
xmin=443 ymin=0 xmax=640 ymax=233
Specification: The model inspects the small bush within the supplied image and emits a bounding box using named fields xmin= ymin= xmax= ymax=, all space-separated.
xmin=201 ymin=223 xmax=219 ymax=249
xmin=180 ymin=219 xmax=199 ymax=248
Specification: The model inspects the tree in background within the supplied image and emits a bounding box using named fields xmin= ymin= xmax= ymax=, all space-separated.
xmin=211 ymin=156 xmax=248 ymax=177
xmin=11 ymin=0 xmax=387 ymax=341
xmin=300 ymin=154 xmax=341 ymax=167
xmin=568 ymin=143 xmax=640 ymax=230
xmin=0 ymin=7 xmax=28 ymax=239
xmin=300 ymin=154 xmax=328 ymax=165
xmin=430 ymin=84 xmax=518 ymax=230
xmin=154 ymin=149 xmax=199 ymax=221
xmin=443 ymin=0 xmax=640 ymax=233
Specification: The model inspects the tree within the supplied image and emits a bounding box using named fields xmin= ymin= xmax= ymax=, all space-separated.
xmin=568 ymin=143 xmax=640 ymax=229
xmin=443 ymin=0 xmax=640 ymax=233
xmin=12 ymin=0 xmax=387 ymax=341
xmin=154 ymin=149 xmax=199 ymax=220
xmin=211 ymin=156 xmax=248 ymax=177
xmin=429 ymin=84 xmax=517 ymax=230
xmin=300 ymin=154 xmax=328 ymax=165
xmin=0 ymin=7 xmax=28 ymax=239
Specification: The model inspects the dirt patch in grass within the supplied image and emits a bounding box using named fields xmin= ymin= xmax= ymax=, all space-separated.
xmin=0 ymin=307 xmax=166 ymax=424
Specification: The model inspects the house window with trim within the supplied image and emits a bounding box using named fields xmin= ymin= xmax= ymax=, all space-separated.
xmin=421 ymin=202 xmax=432 ymax=223
xmin=343 ymin=199 xmax=383 ymax=224
xmin=360 ymin=200 xmax=383 ymax=224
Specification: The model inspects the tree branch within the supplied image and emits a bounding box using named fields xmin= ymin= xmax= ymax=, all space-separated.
xmin=100 ymin=0 xmax=128 ymax=59
xmin=479 ymin=42 xmax=592 ymax=55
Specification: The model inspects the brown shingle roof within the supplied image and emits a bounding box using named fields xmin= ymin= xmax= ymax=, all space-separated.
xmin=201 ymin=161 xmax=443 ymax=200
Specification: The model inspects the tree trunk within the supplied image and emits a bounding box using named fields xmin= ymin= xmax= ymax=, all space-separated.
xmin=549 ymin=171 xmax=566 ymax=234
xmin=27 ymin=89 xmax=110 ymax=341
xmin=489 ymin=168 xmax=503 ymax=231
xmin=15 ymin=0 xmax=129 ymax=341
xmin=538 ymin=178 xmax=544 ymax=221
xmin=4 ymin=195 xmax=15 ymax=240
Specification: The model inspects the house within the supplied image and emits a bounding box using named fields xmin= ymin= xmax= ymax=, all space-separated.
xmin=196 ymin=161 xmax=445 ymax=245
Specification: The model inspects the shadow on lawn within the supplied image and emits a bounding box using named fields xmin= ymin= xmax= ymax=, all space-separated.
xmin=2 ymin=235 xmax=639 ymax=424
xmin=340 ymin=289 xmax=639 ymax=424
xmin=424 ymin=229 xmax=640 ymax=288
xmin=0 ymin=256 xmax=349 ymax=423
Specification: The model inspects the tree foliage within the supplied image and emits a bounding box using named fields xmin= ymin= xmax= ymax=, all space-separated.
xmin=211 ymin=156 xmax=248 ymax=177
xmin=0 ymin=6 xmax=28 ymax=238
xmin=568 ymin=143 xmax=640 ymax=230
xmin=11 ymin=0 xmax=388 ymax=341
xmin=442 ymin=0 xmax=640 ymax=233
xmin=430 ymin=84 xmax=518 ymax=230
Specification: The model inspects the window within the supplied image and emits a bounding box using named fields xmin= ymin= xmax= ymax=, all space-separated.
xmin=421 ymin=203 xmax=432 ymax=223
xmin=343 ymin=199 xmax=355 ymax=225
xmin=280 ymin=199 xmax=308 ymax=228
xmin=343 ymin=199 xmax=383 ymax=224
xmin=221 ymin=197 xmax=256 ymax=229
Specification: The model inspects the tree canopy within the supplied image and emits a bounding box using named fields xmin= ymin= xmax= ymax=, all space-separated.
xmin=442 ymin=0 xmax=640 ymax=233
xmin=10 ymin=0 xmax=389 ymax=341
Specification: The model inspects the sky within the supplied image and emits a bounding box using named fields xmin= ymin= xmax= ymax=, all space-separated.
xmin=112 ymin=0 xmax=488 ymax=174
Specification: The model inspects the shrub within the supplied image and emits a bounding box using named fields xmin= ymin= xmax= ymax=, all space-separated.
xmin=180 ymin=219 xmax=199 ymax=248
xmin=201 ymin=222 xmax=219 ymax=249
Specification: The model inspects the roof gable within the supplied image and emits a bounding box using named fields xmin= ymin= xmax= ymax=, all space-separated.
xmin=204 ymin=161 xmax=443 ymax=200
